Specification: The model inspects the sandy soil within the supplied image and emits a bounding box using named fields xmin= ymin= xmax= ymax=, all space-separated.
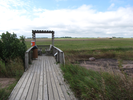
xmin=0 ymin=78 xmax=16 ymax=88
xmin=78 ymin=58 xmax=133 ymax=76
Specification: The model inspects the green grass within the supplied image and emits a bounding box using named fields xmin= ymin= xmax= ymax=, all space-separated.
xmin=26 ymin=38 xmax=133 ymax=61
xmin=0 ymin=58 xmax=24 ymax=78
xmin=61 ymin=64 xmax=133 ymax=100
xmin=0 ymin=58 xmax=24 ymax=100
xmin=0 ymin=80 xmax=17 ymax=100
xmin=26 ymin=38 xmax=133 ymax=51
xmin=25 ymin=38 xmax=133 ymax=100
xmin=26 ymin=38 xmax=133 ymax=49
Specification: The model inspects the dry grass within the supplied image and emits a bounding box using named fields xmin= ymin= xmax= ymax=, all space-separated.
xmin=61 ymin=64 xmax=133 ymax=100
xmin=0 ymin=57 xmax=24 ymax=78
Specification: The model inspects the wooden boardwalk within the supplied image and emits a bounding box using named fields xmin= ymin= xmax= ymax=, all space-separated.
xmin=9 ymin=56 xmax=77 ymax=100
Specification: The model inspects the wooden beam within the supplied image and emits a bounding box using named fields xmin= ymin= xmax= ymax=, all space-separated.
xmin=32 ymin=30 xmax=54 ymax=33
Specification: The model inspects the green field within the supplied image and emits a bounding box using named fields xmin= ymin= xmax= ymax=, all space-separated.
xmin=26 ymin=38 xmax=133 ymax=50
xmin=26 ymin=38 xmax=133 ymax=61
xmin=26 ymin=38 xmax=133 ymax=100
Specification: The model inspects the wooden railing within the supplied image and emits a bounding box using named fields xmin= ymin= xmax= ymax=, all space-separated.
xmin=52 ymin=46 xmax=65 ymax=64
xmin=25 ymin=46 xmax=33 ymax=71
xmin=25 ymin=45 xmax=65 ymax=71
xmin=37 ymin=45 xmax=50 ymax=47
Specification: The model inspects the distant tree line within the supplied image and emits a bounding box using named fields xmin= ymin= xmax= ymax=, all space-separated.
xmin=55 ymin=36 xmax=72 ymax=38
xmin=27 ymin=37 xmax=48 ymax=39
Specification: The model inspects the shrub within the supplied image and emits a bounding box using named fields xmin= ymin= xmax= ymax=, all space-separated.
xmin=0 ymin=31 xmax=26 ymax=77
xmin=0 ymin=31 xmax=27 ymax=62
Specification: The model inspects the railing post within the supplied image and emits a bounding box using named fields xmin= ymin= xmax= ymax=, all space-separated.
xmin=63 ymin=52 xmax=65 ymax=64
xmin=52 ymin=46 xmax=65 ymax=64
xmin=60 ymin=52 xmax=65 ymax=64
xmin=60 ymin=52 xmax=62 ymax=64
xmin=52 ymin=32 xmax=54 ymax=46
xmin=25 ymin=52 xmax=28 ymax=71
xmin=29 ymin=51 xmax=32 ymax=64
xmin=52 ymin=46 xmax=55 ymax=55
xmin=57 ymin=51 xmax=60 ymax=62
xmin=25 ymin=46 xmax=34 ymax=71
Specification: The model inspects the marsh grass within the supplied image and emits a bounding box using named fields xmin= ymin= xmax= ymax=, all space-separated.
xmin=25 ymin=38 xmax=133 ymax=99
xmin=0 ymin=80 xmax=17 ymax=100
xmin=0 ymin=57 xmax=24 ymax=78
xmin=61 ymin=64 xmax=133 ymax=100
xmin=64 ymin=47 xmax=133 ymax=63
xmin=0 ymin=58 xmax=23 ymax=100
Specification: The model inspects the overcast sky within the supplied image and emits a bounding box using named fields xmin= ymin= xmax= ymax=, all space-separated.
xmin=0 ymin=0 xmax=133 ymax=38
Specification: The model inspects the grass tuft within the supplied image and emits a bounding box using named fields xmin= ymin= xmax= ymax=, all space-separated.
xmin=61 ymin=64 xmax=133 ymax=100
xmin=0 ymin=57 xmax=24 ymax=78
xmin=0 ymin=80 xmax=17 ymax=100
xmin=0 ymin=57 xmax=23 ymax=100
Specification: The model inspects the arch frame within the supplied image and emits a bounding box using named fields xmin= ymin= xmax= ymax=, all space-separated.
xmin=32 ymin=30 xmax=55 ymax=46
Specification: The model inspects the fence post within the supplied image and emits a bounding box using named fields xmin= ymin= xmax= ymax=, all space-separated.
xmin=60 ymin=52 xmax=64 ymax=64
xmin=63 ymin=52 xmax=65 ymax=64
xmin=52 ymin=46 xmax=55 ymax=55
xmin=60 ymin=52 xmax=62 ymax=64
xmin=29 ymin=51 xmax=32 ymax=64
xmin=25 ymin=52 xmax=28 ymax=71
xmin=52 ymin=46 xmax=65 ymax=64
xmin=57 ymin=51 xmax=59 ymax=62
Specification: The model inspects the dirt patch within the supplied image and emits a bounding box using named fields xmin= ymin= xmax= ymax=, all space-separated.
xmin=0 ymin=78 xmax=16 ymax=88
xmin=77 ymin=58 xmax=133 ymax=76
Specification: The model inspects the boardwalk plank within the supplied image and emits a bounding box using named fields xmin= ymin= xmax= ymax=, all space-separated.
xmin=20 ymin=62 xmax=35 ymax=100
xmin=43 ymin=56 xmax=48 ymax=100
xmin=26 ymin=60 xmax=38 ymax=100
xmin=46 ymin=56 xmax=54 ymax=100
xmin=15 ymin=65 xmax=32 ymax=100
xmin=32 ymin=57 xmax=41 ymax=100
xmin=48 ymin=57 xmax=60 ymax=100
xmin=9 ymin=61 xmax=35 ymax=100
xmin=38 ymin=56 xmax=43 ymax=100
xmin=52 ymin=58 xmax=71 ymax=100
xmin=55 ymin=63 xmax=78 ymax=100
xmin=9 ymin=56 xmax=77 ymax=100
xmin=9 ymin=71 xmax=28 ymax=100
xmin=50 ymin=56 xmax=66 ymax=100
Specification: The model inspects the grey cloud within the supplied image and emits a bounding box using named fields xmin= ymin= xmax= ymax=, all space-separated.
xmin=0 ymin=3 xmax=133 ymax=38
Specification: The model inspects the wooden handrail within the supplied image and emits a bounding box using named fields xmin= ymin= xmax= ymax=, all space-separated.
xmin=25 ymin=46 xmax=34 ymax=71
xmin=25 ymin=45 xmax=65 ymax=71
xmin=37 ymin=45 xmax=50 ymax=47
xmin=52 ymin=45 xmax=65 ymax=64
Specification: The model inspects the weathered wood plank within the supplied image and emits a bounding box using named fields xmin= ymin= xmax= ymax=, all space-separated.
xmin=20 ymin=62 xmax=35 ymax=100
xmin=38 ymin=56 xmax=43 ymax=100
xmin=46 ymin=57 xmax=54 ymax=100
xmin=55 ymin=63 xmax=78 ymax=100
xmin=15 ymin=65 xmax=32 ymax=100
xmin=32 ymin=57 xmax=41 ymax=100
xmin=43 ymin=56 xmax=48 ymax=100
xmin=9 ymin=56 xmax=77 ymax=100
xmin=52 ymin=46 xmax=65 ymax=64
xmin=48 ymin=57 xmax=60 ymax=100
xmin=51 ymin=58 xmax=71 ymax=100
xmin=26 ymin=60 xmax=38 ymax=100
xmin=9 ymin=71 xmax=28 ymax=100
xmin=25 ymin=46 xmax=34 ymax=71
xmin=50 ymin=56 xmax=66 ymax=100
